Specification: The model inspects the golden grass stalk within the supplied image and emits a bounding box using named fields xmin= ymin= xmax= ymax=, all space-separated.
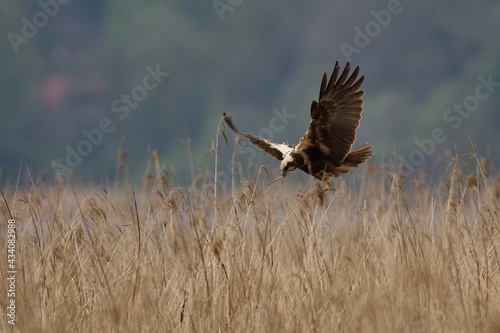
xmin=0 ymin=151 xmax=499 ymax=332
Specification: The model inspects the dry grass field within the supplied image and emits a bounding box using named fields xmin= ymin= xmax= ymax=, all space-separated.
xmin=1 ymin=152 xmax=500 ymax=332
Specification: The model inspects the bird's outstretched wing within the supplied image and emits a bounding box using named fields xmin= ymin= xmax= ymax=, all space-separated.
xmin=296 ymin=61 xmax=365 ymax=167
xmin=223 ymin=113 xmax=293 ymax=161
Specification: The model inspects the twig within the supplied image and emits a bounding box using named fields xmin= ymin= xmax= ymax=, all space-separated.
xmin=244 ymin=175 xmax=283 ymax=210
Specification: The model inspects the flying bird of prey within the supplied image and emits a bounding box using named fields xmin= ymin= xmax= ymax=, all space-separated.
xmin=223 ymin=61 xmax=373 ymax=184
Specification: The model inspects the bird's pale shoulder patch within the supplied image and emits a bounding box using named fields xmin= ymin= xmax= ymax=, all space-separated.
xmin=269 ymin=142 xmax=293 ymax=159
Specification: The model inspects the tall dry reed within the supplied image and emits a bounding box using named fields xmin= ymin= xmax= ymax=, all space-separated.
xmin=1 ymin=151 xmax=499 ymax=332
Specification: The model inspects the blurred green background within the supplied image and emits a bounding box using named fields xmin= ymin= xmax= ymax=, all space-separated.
xmin=1 ymin=0 xmax=499 ymax=185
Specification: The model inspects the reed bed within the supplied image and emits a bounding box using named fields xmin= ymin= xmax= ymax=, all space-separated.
xmin=1 ymin=151 xmax=500 ymax=332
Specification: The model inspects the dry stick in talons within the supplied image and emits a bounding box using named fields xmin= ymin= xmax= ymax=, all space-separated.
xmin=244 ymin=176 xmax=283 ymax=210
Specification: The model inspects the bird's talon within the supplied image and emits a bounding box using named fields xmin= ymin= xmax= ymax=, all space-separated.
xmin=323 ymin=185 xmax=336 ymax=192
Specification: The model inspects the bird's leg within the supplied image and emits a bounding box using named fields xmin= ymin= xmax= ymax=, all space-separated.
xmin=318 ymin=172 xmax=335 ymax=192
xmin=313 ymin=177 xmax=336 ymax=192
xmin=323 ymin=183 xmax=336 ymax=192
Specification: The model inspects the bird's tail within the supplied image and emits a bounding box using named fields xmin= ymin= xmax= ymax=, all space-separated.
xmin=343 ymin=144 xmax=374 ymax=167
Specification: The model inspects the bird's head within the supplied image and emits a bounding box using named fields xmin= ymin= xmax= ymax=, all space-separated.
xmin=280 ymin=151 xmax=296 ymax=177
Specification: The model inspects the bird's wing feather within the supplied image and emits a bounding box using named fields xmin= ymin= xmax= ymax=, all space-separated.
xmin=223 ymin=113 xmax=293 ymax=161
xmin=297 ymin=61 xmax=365 ymax=167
